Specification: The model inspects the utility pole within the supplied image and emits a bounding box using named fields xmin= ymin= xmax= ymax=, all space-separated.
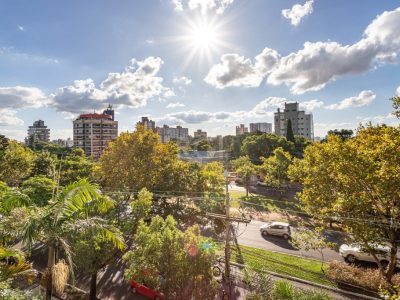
xmin=224 ymin=170 xmax=231 ymax=299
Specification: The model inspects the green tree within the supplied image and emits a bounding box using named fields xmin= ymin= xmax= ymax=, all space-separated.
xmin=31 ymin=151 xmax=56 ymax=178
xmin=0 ymin=246 xmax=34 ymax=281
xmin=71 ymin=227 xmax=125 ymax=300
xmin=288 ymin=125 xmax=400 ymax=292
xmin=22 ymin=179 xmax=122 ymax=300
xmin=0 ymin=141 xmax=35 ymax=186
xmin=123 ymin=215 xmax=217 ymax=299
xmin=58 ymin=149 xmax=93 ymax=186
xmin=326 ymin=129 xmax=354 ymax=141
xmin=260 ymin=147 xmax=292 ymax=190
xmin=193 ymin=140 xmax=212 ymax=151
xmin=241 ymin=134 xmax=294 ymax=163
xmin=391 ymin=96 xmax=400 ymax=119
xmin=293 ymin=135 xmax=312 ymax=158
xmin=20 ymin=176 xmax=55 ymax=207
xmin=286 ymin=119 xmax=295 ymax=142
xmin=231 ymin=156 xmax=257 ymax=196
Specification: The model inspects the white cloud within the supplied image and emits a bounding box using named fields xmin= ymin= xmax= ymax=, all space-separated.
xmin=357 ymin=113 xmax=396 ymax=122
xmin=396 ymin=86 xmax=400 ymax=96
xmin=166 ymin=102 xmax=186 ymax=109
xmin=52 ymin=57 xmax=173 ymax=113
xmin=0 ymin=47 xmax=59 ymax=64
xmin=327 ymin=90 xmax=376 ymax=110
xmin=205 ymin=48 xmax=280 ymax=89
xmin=206 ymin=7 xmax=400 ymax=94
xmin=171 ymin=0 xmax=234 ymax=14
xmin=251 ymin=97 xmax=288 ymax=115
xmin=17 ymin=25 xmax=25 ymax=32
xmin=173 ymin=76 xmax=192 ymax=85
xmin=0 ymin=86 xmax=51 ymax=109
xmin=0 ymin=109 xmax=24 ymax=126
xmin=282 ymin=0 xmax=314 ymax=27
xmin=300 ymin=99 xmax=324 ymax=111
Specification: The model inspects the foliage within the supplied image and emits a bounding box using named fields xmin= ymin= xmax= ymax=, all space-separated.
xmin=58 ymin=149 xmax=94 ymax=186
xmin=123 ymin=215 xmax=217 ymax=299
xmin=0 ymin=246 xmax=34 ymax=282
xmin=286 ymin=119 xmax=295 ymax=142
xmin=241 ymin=134 xmax=294 ymax=163
xmin=231 ymin=156 xmax=257 ymax=196
xmin=327 ymin=261 xmax=400 ymax=292
xmin=391 ymin=96 xmax=400 ymax=119
xmin=272 ymin=280 xmax=331 ymax=300
xmin=20 ymin=176 xmax=55 ymax=207
xmin=326 ymin=129 xmax=354 ymax=141
xmin=0 ymin=281 xmax=43 ymax=300
xmin=0 ymin=141 xmax=34 ymax=186
xmin=380 ymin=285 xmax=400 ymax=300
xmin=51 ymin=260 xmax=69 ymax=296
xmin=31 ymin=151 xmax=56 ymax=178
xmin=191 ymin=139 xmax=212 ymax=151
xmin=130 ymin=188 xmax=153 ymax=222
xmin=0 ymin=208 xmax=32 ymax=246
xmin=293 ymin=135 xmax=312 ymax=158
xmin=288 ymin=125 xmax=400 ymax=289
xmin=260 ymin=147 xmax=292 ymax=188
xmin=244 ymin=267 xmax=274 ymax=300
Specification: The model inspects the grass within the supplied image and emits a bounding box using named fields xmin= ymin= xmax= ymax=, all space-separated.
xmin=231 ymin=245 xmax=334 ymax=287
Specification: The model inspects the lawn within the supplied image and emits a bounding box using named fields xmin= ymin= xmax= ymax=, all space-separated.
xmin=231 ymin=245 xmax=334 ymax=287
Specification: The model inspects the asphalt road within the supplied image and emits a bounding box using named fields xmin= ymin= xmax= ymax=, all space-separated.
xmin=235 ymin=219 xmax=345 ymax=262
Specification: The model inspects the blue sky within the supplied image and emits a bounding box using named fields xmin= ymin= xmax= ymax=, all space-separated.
xmin=0 ymin=0 xmax=399 ymax=141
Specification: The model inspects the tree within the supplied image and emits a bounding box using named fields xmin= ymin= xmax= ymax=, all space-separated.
xmin=260 ymin=147 xmax=292 ymax=190
xmin=326 ymin=129 xmax=354 ymax=141
xmin=0 ymin=141 xmax=35 ymax=186
xmin=96 ymin=126 xmax=191 ymax=192
xmin=288 ymin=125 xmax=400 ymax=292
xmin=391 ymin=96 xmax=400 ymax=119
xmin=58 ymin=149 xmax=94 ymax=186
xmin=123 ymin=216 xmax=217 ymax=299
xmin=71 ymin=226 xmax=124 ymax=300
xmin=231 ymin=156 xmax=257 ymax=196
xmin=286 ymin=119 xmax=295 ymax=142
xmin=241 ymin=134 xmax=294 ymax=164
xmin=31 ymin=151 xmax=56 ymax=178
xmin=193 ymin=140 xmax=212 ymax=151
xmin=293 ymin=135 xmax=312 ymax=158
xmin=22 ymin=179 xmax=122 ymax=300
xmin=0 ymin=246 xmax=34 ymax=281
xmin=20 ymin=176 xmax=55 ymax=206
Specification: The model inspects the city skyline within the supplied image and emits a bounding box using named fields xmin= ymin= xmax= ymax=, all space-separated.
xmin=1 ymin=0 xmax=400 ymax=141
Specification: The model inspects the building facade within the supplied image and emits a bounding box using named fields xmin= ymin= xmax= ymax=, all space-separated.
xmin=249 ymin=123 xmax=272 ymax=134
xmin=25 ymin=120 xmax=50 ymax=147
xmin=156 ymin=125 xmax=189 ymax=144
xmin=73 ymin=109 xmax=118 ymax=159
xmin=274 ymin=102 xmax=314 ymax=140
xmin=193 ymin=129 xmax=207 ymax=139
xmin=236 ymin=124 xmax=249 ymax=136
xmin=137 ymin=116 xmax=156 ymax=131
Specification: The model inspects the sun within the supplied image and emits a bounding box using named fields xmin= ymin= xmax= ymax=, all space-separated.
xmin=189 ymin=21 xmax=218 ymax=51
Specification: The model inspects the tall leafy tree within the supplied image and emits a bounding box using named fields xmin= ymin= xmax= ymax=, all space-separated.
xmin=288 ymin=125 xmax=400 ymax=292
xmin=231 ymin=156 xmax=257 ymax=196
xmin=326 ymin=129 xmax=354 ymax=141
xmin=391 ymin=96 xmax=400 ymax=119
xmin=58 ymin=149 xmax=94 ymax=186
xmin=20 ymin=176 xmax=55 ymax=207
xmin=0 ymin=141 xmax=35 ymax=186
xmin=22 ymin=179 xmax=123 ymax=300
xmin=260 ymin=147 xmax=292 ymax=191
xmin=31 ymin=151 xmax=56 ymax=178
xmin=286 ymin=119 xmax=295 ymax=142
xmin=123 ymin=216 xmax=217 ymax=299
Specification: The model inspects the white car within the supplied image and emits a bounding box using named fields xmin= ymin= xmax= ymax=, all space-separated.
xmin=260 ymin=222 xmax=291 ymax=239
xmin=339 ymin=244 xmax=400 ymax=268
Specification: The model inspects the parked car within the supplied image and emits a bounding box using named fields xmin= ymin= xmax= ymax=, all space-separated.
xmin=130 ymin=280 xmax=164 ymax=300
xmin=339 ymin=243 xmax=400 ymax=268
xmin=259 ymin=222 xmax=291 ymax=239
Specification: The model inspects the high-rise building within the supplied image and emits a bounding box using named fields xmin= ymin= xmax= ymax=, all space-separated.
xmin=274 ymin=102 xmax=314 ymax=140
xmin=236 ymin=124 xmax=249 ymax=136
xmin=25 ymin=120 xmax=50 ymax=147
xmin=73 ymin=108 xmax=118 ymax=159
xmin=193 ymin=129 xmax=207 ymax=139
xmin=156 ymin=125 xmax=189 ymax=144
xmin=137 ymin=117 xmax=156 ymax=131
xmin=249 ymin=123 xmax=272 ymax=134
xmin=52 ymin=138 xmax=74 ymax=148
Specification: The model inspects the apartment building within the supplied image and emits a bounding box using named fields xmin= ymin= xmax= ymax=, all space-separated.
xmin=274 ymin=102 xmax=314 ymax=140
xmin=193 ymin=129 xmax=207 ymax=139
xmin=25 ymin=120 xmax=50 ymax=147
xmin=249 ymin=123 xmax=272 ymax=134
xmin=236 ymin=124 xmax=249 ymax=136
xmin=137 ymin=116 xmax=156 ymax=131
xmin=73 ymin=109 xmax=118 ymax=158
xmin=156 ymin=125 xmax=189 ymax=144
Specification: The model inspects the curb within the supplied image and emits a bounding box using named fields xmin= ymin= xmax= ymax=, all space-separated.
xmin=230 ymin=261 xmax=379 ymax=300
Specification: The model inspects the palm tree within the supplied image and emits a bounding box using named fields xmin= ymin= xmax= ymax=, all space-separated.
xmin=22 ymin=179 xmax=125 ymax=300
xmin=0 ymin=246 xmax=35 ymax=281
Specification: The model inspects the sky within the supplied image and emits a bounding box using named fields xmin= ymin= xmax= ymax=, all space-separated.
xmin=0 ymin=0 xmax=399 ymax=141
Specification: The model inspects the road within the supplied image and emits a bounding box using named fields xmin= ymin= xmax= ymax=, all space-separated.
xmin=235 ymin=219 xmax=344 ymax=262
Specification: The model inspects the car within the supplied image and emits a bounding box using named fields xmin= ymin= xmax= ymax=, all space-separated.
xmin=130 ymin=280 xmax=164 ymax=300
xmin=339 ymin=243 xmax=400 ymax=268
xmin=260 ymin=222 xmax=291 ymax=239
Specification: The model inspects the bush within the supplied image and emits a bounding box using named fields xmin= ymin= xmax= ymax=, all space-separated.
xmin=272 ymin=280 xmax=331 ymax=300
xmin=326 ymin=260 xmax=400 ymax=291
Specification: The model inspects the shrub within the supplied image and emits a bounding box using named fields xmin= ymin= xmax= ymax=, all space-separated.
xmin=272 ymin=280 xmax=331 ymax=300
xmin=326 ymin=260 xmax=400 ymax=291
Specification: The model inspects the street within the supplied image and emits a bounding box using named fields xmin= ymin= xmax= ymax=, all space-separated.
xmin=235 ymin=219 xmax=344 ymax=262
